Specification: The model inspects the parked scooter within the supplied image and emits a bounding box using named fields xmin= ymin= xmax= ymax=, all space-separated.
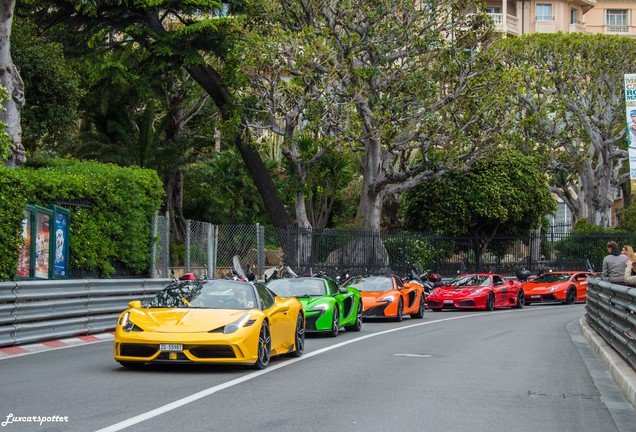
xmin=263 ymin=264 xmax=299 ymax=282
xmin=516 ymin=268 xmax=532 ymax=282
xmin=414 ymin=263 xmax=442 ymax=293
xmin=231 ymin=255 xmax=256 ymax=282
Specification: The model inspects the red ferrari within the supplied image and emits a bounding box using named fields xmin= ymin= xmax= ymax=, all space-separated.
xmin=345 ymin=275 xmax=426 ymax=321
xmin=522 ymin=271 xmax=594 ymax=305
xmin=427 ymin=273 xmax=524 ymax=311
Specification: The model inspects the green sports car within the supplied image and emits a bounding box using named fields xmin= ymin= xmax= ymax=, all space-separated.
xmin=267 ymin=276 xmax=363 ymax=336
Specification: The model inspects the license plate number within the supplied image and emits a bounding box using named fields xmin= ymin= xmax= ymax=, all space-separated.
xmin=444 ymin=300 xmax=453 ymax=304
xmin=159 ymin=344 xmax=183 ymax=352
xmin=531 ymin=295 xmax=540 ymax=299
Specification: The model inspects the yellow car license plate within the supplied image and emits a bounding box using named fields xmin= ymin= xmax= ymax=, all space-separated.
xmin=159 ymin=344 xmax=183 ymax=352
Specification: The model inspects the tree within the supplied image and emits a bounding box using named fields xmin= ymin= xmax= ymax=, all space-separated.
xmin=236 ymin=18 xmax=355 ymax=229
xmin=183 ymin=149 xmax=275 ymax=225
xmin=497 ymin=33 xmax=636 ymax=227
xmin=249 ymin=0 xmax=500 ymax=232
xmin=10 ymin=17 xmax=82 ymax=158
xmin=0 ymin=0 xmax=25 ymax=166
xmin=72 ymin=42 xmax=217 ymax=243
xmin=19 ymin=0 xmax=292 ymax=228
xmin=401 ymin=148 xmax=556 ymax=269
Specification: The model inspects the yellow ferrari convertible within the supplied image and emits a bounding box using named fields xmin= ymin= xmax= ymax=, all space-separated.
xmin=113 ymin=278 xmax=304 ymax=369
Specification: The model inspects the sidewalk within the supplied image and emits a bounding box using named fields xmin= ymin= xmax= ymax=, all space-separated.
xmin=579 ymin=316 xmax=636 ymax=410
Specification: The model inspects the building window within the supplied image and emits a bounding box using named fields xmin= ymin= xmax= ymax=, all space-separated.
xmin=536 ymin=4 xmax=552 ymax=21
xmin=486 ymin=7 xmax=501 ymax=14
xmin=606 ymin=9 xmax=629 ymax=32
xmin=570 ymin=9 xmax=577 ymax=24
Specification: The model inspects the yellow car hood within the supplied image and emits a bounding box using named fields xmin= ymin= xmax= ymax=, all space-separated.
xmin=129 ymin=308 xmax=251 ymax=333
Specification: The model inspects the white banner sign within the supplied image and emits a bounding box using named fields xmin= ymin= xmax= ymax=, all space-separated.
xmin=624 ymin=73 xmax=636 ymax=189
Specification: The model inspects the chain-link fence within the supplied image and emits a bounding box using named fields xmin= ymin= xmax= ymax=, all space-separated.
xmin=150 ymin=216 xmax=636 ymax=280
xmin=151 ymin=215 xmax=278 ymax=279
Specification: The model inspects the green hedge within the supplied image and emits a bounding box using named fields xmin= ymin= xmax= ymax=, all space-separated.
xmin=0 ymin=159 xmax=164 ymax=280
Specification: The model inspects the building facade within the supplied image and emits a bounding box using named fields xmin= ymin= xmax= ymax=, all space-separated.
xmin=485 ymin=0 xmax=636 ymax=38
xmin=484 ymin=1 xmax=636 ymax=227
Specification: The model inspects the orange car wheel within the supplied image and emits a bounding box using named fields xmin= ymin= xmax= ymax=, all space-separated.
xmin=412 ymin=296 xmax=425 ymax=319
xmin=395 ymin=298 xmax=404 ymax=322
xmin=564 ymin=287 xmax=576 ymax=305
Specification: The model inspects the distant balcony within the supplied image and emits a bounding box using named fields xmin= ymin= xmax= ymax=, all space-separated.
xmin=488 ymin=13 xmax=520 ymax=36
xmin=535 ymin=17 xmax=556 ymax=33
xmin=605 ymin=25 xmax=634 ymax=36
xmin=569 ymin=20 xmax=586 ymax=34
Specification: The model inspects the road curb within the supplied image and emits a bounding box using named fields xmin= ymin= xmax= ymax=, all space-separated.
xmin=580 ymin=316 xmax=636 ymax=410
xmin=0 ymin=333 xmax=115 ymax=359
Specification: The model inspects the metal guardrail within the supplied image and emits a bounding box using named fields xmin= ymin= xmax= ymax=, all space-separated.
xmin=0 ymin=279 xmax=172 ymax=348
xmin=586 ymin=278 xmax=636 ymax=369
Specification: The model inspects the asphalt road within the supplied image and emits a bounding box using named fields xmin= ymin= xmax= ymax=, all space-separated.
xmin=1 ymin=304 xmax=634 ymax=432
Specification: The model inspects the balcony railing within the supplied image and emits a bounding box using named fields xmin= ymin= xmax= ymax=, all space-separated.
xmin=606 ymin=25 xmax=630 ymax=33
xmin=569 ymin=21 xmax=586 ymax=33
xmin=488 ymin=13 xmax=520 ymax=36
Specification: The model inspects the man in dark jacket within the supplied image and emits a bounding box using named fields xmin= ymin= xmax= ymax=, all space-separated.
xmin=602 ymin=241 xmax=628 ymax=285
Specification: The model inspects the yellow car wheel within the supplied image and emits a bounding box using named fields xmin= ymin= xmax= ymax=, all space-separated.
xmin=253 ymin=321 xmax=271 ymax=370
xmin=289 ymin=314 xmax=305 ymax=357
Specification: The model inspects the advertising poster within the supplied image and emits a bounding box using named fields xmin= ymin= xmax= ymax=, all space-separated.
xmin=53 ymin=211 xmax=69 ymax=278
xmin=624 ymin=73 xmax=636 ymax=190
xmin=34 ymin=211 xmax=51 ymax=279
xmin=15 ymin=209 xmax=32 ymax=278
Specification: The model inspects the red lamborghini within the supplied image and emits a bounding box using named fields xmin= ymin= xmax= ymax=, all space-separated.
xmin=522 ymin=271 xmax=594 ymax=305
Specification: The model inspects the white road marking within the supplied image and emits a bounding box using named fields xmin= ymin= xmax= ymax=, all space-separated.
xmin=392 ymin=353 xmax=433 ymax=358
xmin=95 ymin=307 xmax=550 ymax=432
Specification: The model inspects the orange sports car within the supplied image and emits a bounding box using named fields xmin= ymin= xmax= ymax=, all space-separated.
xmin=344 ymin=275 xmax=426 ymax=321
xmin=522 ymin=271 xmax=595 ymax=305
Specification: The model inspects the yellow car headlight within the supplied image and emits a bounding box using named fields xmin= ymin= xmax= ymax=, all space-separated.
xmin=119 ymin=312 xmax=144 ymax=332
xmin=223 ymin=313 xmax=252 ymax=334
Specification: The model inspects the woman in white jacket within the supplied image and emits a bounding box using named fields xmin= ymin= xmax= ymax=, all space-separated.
xmin=624 ymin=260 xmax=636 ymax=286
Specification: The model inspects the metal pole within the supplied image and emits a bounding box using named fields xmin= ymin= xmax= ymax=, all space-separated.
xmin=257 ymin=223 xmax=265 ymax=279
xmin=208 ymin=224 xmax=217 ymax=279
xmin=162 ymin=210 xmax=170 ymax=278
xmin=150 ymin=214 xmax=158 ymax=278
xmin=185 ymin=220 xmax=191 ymax=273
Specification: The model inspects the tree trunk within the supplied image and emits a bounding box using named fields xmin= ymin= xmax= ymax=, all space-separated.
xmin=354 ymin=97 xmax=384 ymax=232
xmin=185 ymin=64 xmax=291 ymax=230
xmin=142 ymin=11 xmax=292 ymax=230
xmin=0 ymin=0 xmax=25 ymax=167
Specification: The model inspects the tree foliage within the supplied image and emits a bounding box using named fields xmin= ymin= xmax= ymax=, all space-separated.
xmin=18 ymin=0 xmax=292 ymax=228
xmin=1 ymin=158 xmax=164 ymax=279
xmin=495 ymin=33 xmax=636 ymax=226
xmin=11 ymin=17 xmax=83 ymax=158
xmin=0 ymin=85 xmax=11 ymax=161
xmin=183 ymin=149 xmax=276 ymax=225
xmin=401 ymin=148 xmax=556 ymax=237
xmin=240 ymin=0 xmax=502 ymax=231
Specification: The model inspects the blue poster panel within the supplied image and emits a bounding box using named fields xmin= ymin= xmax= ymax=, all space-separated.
xmin=53 ymin=210 xmax=70 ymax=278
